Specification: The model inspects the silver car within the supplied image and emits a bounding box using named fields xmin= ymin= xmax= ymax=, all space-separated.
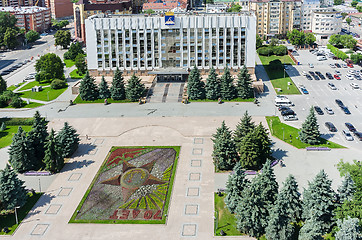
xmin=342 ymin=130 xmax=354 ymax=141
xmin=325 ymin=107 xmax=334 ymax=115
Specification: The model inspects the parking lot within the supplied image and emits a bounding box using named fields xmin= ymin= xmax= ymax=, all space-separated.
xmin=276 ymin=50 xmax=362 ymax=149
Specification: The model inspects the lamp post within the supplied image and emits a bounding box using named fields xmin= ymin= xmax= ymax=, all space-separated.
xmin=38 ymin=178 xmax=42 ymax=193
xmin=282 ymin=127 xmax=285 ymax=140
xmin=15 ymin=206 xmax=20 ymax=225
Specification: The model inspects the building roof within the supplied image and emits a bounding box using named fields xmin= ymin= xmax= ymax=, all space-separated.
xmin=0 ymin=6 xmax=49 ymax=14
xmin=74 ymin=0 xmax=132 ymax=11
xmin=143 ymin=0 xmax=187 ymax=10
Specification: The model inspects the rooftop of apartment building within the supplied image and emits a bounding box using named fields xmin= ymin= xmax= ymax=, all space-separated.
xmin=74 ymin=0 xmax=132 ymax=11
xmin=142 ymin=0 xmax=187 ymax=10
xmin=313 ymin=7 xmax=341 ymax=14
xmin=0 ymin=6 xmax=49 ymax=13
xmin=249 ymin=0 xmax=301 ymax=3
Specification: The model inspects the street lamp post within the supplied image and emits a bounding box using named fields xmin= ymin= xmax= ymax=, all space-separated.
xmin=38 ymin=178 xmax=41 ymax=193
xmin=15 ymin=206 xmax=20 ymax=225
xmin=282 ymin=127 xmax=285 ymax=140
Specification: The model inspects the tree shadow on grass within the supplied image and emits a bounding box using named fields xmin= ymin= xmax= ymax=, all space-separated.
xmin=320 ymin=134 xmax=335 ymax=141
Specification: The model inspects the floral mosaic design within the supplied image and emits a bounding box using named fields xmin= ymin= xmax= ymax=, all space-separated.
xmin=72 ymin=147 xmax=179 ymax=223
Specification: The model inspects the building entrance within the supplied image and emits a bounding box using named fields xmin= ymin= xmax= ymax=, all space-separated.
xmin=149 ymin=69 xmax=189 ymax=82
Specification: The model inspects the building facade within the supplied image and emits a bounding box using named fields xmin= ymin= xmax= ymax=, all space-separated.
xmin=311 ymin=8 xmax=342 ymax=44
xmin=45 ymin=0 xmax=73 ymax=18
xmin=0 ymin=0 xmax=34 ymax=7
xmin=301 ymin=0 xmax=320 ymax=31
xmin=85 ymin=13 xmax=256 ymax=77
xmin=249 ymin=0 xmax=301 ymax=37
xmin=0 ymin=6 xmax=50 ymax=32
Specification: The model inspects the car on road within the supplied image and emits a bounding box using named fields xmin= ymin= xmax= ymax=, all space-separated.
xmin=347 ymin=63 xmax=354 ymax=68
xmin=328 ymin=83 xmax=337 ymax=90
xmin=306 ymin=74 xmax=312 ymax=80
xmin=329 ymin=63 xmax=336 ymax=68
xmin=325 ymin=122 xmax=337 ymax=132
xmin=335 ymin=63 xmax=341 ymax=68
xmin=342 ymin=130 xmax=354 ymax=141
xmin=314 ymin=106 xmax=324 ymax=115
xmin=326 ymin=72 xmax=334 ymax=80
xmin=325 ymin=107 xmax=334 ymax=115
xmin=281 ymin=109 xmax=296 ymax=116
xmin=334 ymin=74 xmax=341 ymax=80
xmin=341 ymin=106 xmax=351 ymax=115
xmin=283 ymin=115 xmax=298 ymax=121
xmin=354 ymin=132 xmax=362 ymax=141
xmin=351 ymin=83 xmax=359 ymax=89
xmin=335 ymin=99 xmax=344 ymax=107
xmin=300 ymin=87 xmax=309 ymax=94
xmin=345 ymin=123 xmax=356 ymax=132
xmin=309 ymin=63 xmax=314 ymax=68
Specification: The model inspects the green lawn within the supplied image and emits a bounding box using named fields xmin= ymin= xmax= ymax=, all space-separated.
xmin=190 ymin=98 xmax=254 ymax=102
xmin=70 ymin=69 xmax=85 ymax=79
xmin=7 ymin=82 xmax=25 ymax=91
xmin=259 ymin=55 xmax=300 ymax=95
xmin=5 ymin=102 xmax=44 ymax=109
xmin=19 ymin=86 xmax=68 ymax=101
xmin=64 ymin=59 xmax=75 ymax=68
xmin=0 ymin=193 xmax=43 ymax=235
xmin=73 ymin=95 xmax=134 ymax=104
xmin=17 ymin=81 xmax=51 ymax=91
xmin=0 ymin=125 xmax=32 ymax=148
xmin=214 ymin=193 xmax=241 ymax=236
xmin=266 ymin=116 xmax=345 ymax=149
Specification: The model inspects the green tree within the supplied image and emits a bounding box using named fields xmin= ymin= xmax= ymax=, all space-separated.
xmin=224 ymin=162 xmax=249 ymax=213
xmin=0 ymin=75 xmax=6 ymax=94
xmin=98 ymin=76 xmax=110 ymax=99
xmin=299 ymin=107 xmax=320 ymax=145
xmin=25 ymin=30 xmax=40 ymax=43
xmin=110 ymin=68 xmax=126 ymax=100
xmin=125 ymin=74 xmax=145 ymax=101
xmin=338 ymin=173 xmax=356 ymax=203
xmin=233 ymin=111 xmax=255 ymax=147
xmin=211 ymin=121 xmax=239 ymax=170
xmin=256 ymin=34 xmax=263 ymax=49
xmin=227 ymin=3 xmax=242 ymax=12
xmin=299 ymin=215 xmax=324 ymax=240
xmin=302 ymin=170 xmax=336 ymax=233
xmin=280 ymin=175 xmax=302 ymax=222
xmin=35 ymin=53 xmax=64 ymax=82
xmin=306 ymin=32 xmax=317 ymax=45
xmin=27 ymin=111 xmax=48 ymax=167
xmin=346 ymin=17 xmax=352 ymax=25
xmin=74 ymin=53 xmax=86 ymax=75
xmin=64 ymin=42 xmax=84 ymax=61
xmin=287 ymin=29 xmax=306 ymax=46
xmin=335 ymin=216 xmax=361 ymax=240
xmin=350 ymin=53 xmax=362 ymax=64
xmin=351 ymin=0 xmax=358 ymax=7
xmin=236 ymin=66 xmax=253 ymax=99
xmin=205 ymin=67 xmax=220 ymax=100
xmin=219 ymin=66 xmax=236 ymax=100
xmin=8 ymin=127 xmax=36 ymax=173
xmin=144 ymin=9 xmax=155 ymax=14
xmin=187 ymin=65 xmax=205 ymax=100
xmin=269 ymin=38 xmax=279 ymax=47
xmin=43 ymin=129 xmax=64 ymax=173
xmin=79 ymin=71 xmax=99 ymax=101
xmin=4 ymin=27 xmax=18 ymax=49
xmin=329 ymin=34 xmax=342 ymax=47
xmin=341 ymin=35 xmax=357 ymax=49
xmin=56 ymin=122 xmax=80 ymax=158
xmin=0 ymin=165 xmax=28 ymax=210
xmin=54 ymin=30 xmax=71 ymax=49
xmin=357 ymin=5 xmax=362 ymax=12
xmin=273 ymin=45 xmax=288 ymax=56
xmin=334 ymin=0 xmax=344 ymax=5
xmin=255 ymin=159 xmax=279 ymax=208
xmin=0 ymin=12 xmax=17 ymax=47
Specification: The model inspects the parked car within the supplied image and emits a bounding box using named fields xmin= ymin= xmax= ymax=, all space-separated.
xmin=351 ymin=83 xmax=359 ymax=89
xmin=342 ymin=130 xmax=354 ymax=141
xmin=347 ymin=63 xmax=354 ymax=68
xmin=341 ymin=106 xmax=351 ymax=115
xmin=335 ymin=99 xmax=344 ymax=107
xmin=326 ymin=72 xmax=334 ymax=80
xmin=355 ymin=75 xmax=362 ymax=80
xmin=281 ymin=109 xmax=296 ymax=116
xmin=353 ymin=132 xmax=362 ymax=141
xmin=309 ymin=63 xmax=314 ymax=68
xmin=278 ymin=106 xmax=291 ymax=111
xmin=328 ymin=83 xmax=337 ymax=90
xmin=329 ymin=63 xmax=336 ymax=68
xmin=334 ymin=74 xmax=341 ymax=80
xmin=314 ymin=106 xmax=324 ymax=115
xmin=313 ymin=75 xmax=320 ymax=80
xmin=347 ymin=75 xmax=355 ymax=80
xmin=325 ymin=107 xmax=334 ymax=115
xmin=306 ymin=74 xmax=312 ymax=80
xmin=300 ymin=87 xmax=309 ymax=94
xmin=283 ymin=115 xmax=298 ymax=121
xmin=342 ymin=64 xmax=348 ymax=68
xmin=335 ymin=70 xmax=341 ymax=75
xmin=345 ymin=123 xmax=356 ymax=132
xmin=325 ymin=122 xmax=337 ymax=132
xmin=335 ymin=63 xmax=341 ymax=68
xmin=302 ymin=71 xmax=307 ymax=76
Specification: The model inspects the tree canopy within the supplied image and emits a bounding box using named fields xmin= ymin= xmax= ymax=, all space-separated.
xmin=110 ymin=68 xmax=126 ymax=100
xmin=205 ymin=67 xmax=220 ymax=100
xmin=187 ymin=65 xmax=205 ymax=100
xmin=25 ymin=30 xmax=40 ymax=43
xmin=79 ymin=71 xmax=99 ymax=101
xmin=35 ymin=53 xmax=65 ymax=82
xmin=54 ymin=30 xmax=71 ymax=49
xmin=0 ymin=12 xmax=18 ymax=49
xmin=126 ymin=74 xmax=145 ymax=101
xmin=299 ymin=107 xmax=320 ymax=145
xmin=64 ymin=42 xmax=84 ymax=61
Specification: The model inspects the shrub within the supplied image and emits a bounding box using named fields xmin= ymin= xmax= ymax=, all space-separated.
xmin=0 ymin=118 xmax=34 ymax=126
xmin=0 ymin=95 xmax=7 ymax=108
xmin=258 ymin=47 xmax=273 ymax=56
xmin=273 ymin=45 xmax=288 ymax=56
xmin=10 ymin=96 xmax=23 ymax=108
xmin=51 ymin=79 xmax=67 ymax=89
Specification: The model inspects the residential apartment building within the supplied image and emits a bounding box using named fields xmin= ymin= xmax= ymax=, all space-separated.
xmin=0 ymin=6 xmax=50 ymax=32
xmin=45 ymin=0 xmax=73 ymax=18
xmin=311 ymin=8 xmax=342 ymax=44
xmin=249 ymin=0 xmax=301 ymax=37
xmin=85 ymin=13 xmax=256 ymax=78
xmin=0 ymin=0 xmax=34 ymax=7
xmin=301 ymin=0 xmax=320 ymax=31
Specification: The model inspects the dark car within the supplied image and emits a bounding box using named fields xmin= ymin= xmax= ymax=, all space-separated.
xmin=325 ymin=122 xmax=337 ymax=132
xmin=306 ymin=74 xmax=312 ymax=80
xmin=345 ymin=123 xmax=356 ymax=132
xmin=314 ymin=106 xmax=324 ymax=115
xmin=326 ymin=72 xmax=334 ymax=80
xmin=341 ymin=106 xmax=351 ymax=115
xmin=335 ymin=63 xmax=341 ymax=68
xmin=335 ymin=99 xmax=344 ymax=107
xmin=278 ymin=106 xmax=291 ymax=111
xmin=313 ymin=75 xmax=320 ymax=80
xmin=353 ymin=132 xmax=362 ymax=141
xmin=281 ymin=109 xmax=296 ymax=116
xmin=309 ymin=71 xmax=315 ymax=75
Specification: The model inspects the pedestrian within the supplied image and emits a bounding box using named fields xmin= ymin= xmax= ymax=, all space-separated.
xmin=86 ymin=135 xmax=89 ymax=140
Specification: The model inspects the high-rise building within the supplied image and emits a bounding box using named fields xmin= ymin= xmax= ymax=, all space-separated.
xmin=301 ymin=0 xmax=320 ymax=31
xmin=85 ymin=13 xmax=256 ymax=78
xmin=0 ymin=0 xmax=34 ymax=7
xmin=311 ymin=8 xmax=342 ymax=44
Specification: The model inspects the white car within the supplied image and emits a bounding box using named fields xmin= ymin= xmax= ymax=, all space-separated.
xmin=351 ymin=83 xmax=359 ymax=89
xmin=302 ymin=71 xmax=307 ymax=76
xmin=325 ymin=107 xmax=334 ymax=115
xmin=347 ymin=75 xmax=355 ymax=80
xmin=309 ymin=63 xmax=314 ymax=68
xmin=342 ymin=64 xmax=348 ymax=68
xmin=329 ymin=63 xmax=336 ymax=68
xmin=348 ymin=70 xmax=356 ymax=75
xmin=335 ymin=70 xmax=342 ymax=75
xmin=283 ymin=115 xmax=298 ymax=121
xmin=342 ymin=130 xmax=354 ymax=141
xmin=328 ymin=83 xmax=337 ymax=90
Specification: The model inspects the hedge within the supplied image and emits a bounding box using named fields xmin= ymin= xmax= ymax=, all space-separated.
xmin=327 ymin=44 xmax=348 ymax=61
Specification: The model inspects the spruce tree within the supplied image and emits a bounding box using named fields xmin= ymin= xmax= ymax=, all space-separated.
xmin=335 ymin=216 xmax=361 ymax=240
xmin=110 ymin=68 xmax=125 ymax=100
xmin=233 ymin=111 xmax=255 ymax=147
xmin=56 ymin=122 xmax=80 ymax=158
xmin=212 ymin=121 xmax=239 ymax=170
xmin=28 ymin=111 xmax=48 ymax=167
xmin=280 ymin=174 xmax=302 ymax=222
xmin=224 ymin=162 xmax=249 ymax=213
xmin=98 ymin=76 xmax=110 ymax=99
xmin=79 ymin=71 xmax=99 ymax=101
xmin=125 ymin=74 xmax=145 ymax=101
xmin=8 ymin=127 xmax=36 ymax=173
xmin=337 ymin=173 xmax=356 ymax=203
xmin=299 ymin=107 xmax=321 ymax=145
xmin=187 ymin=65 xmax=205 ymax=100
xmin=43 ymin=129 xmax=64 ymax=173
xmin=205 ymin=67 xmax=220 ymax=100
xmin=299 ymin=215 xmax=324 ymax=240
xmin=254 ymin=123 xmax=273 ymax=166
xmin=238 ymin=130 xmax=260 ymax=169
xmin=302 ymin=170 xmax=336 ymax=233
xmin=219 ymin=66 xmax=237 ymax=100
xmin=0 ymin=75 xmax=6 ymax=94
xmin=0 ymin=165 xmax=28 ymax=210
xmin=236 ymin=65 xmax=253 ymax=99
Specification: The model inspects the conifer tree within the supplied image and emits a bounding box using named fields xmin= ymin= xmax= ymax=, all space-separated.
xmin=28 ymin=111 xmax=48 ymax=167
xmin=236 ymin=65 xmax=253 ymax=99
xmin=79 ymin=71 xmax=99 ymax=101
xmin=254 ymin=123 xmax=273 ymax=165
xmin=187 ymin=65 xmax=205 ymax=100
xmin=56 ymin=122 xmax=80 ymax=158
xmin=219 ymin=66 xmax=237 ymax=100
xmin=224 ymin=162 xmax=249 ymax=213
xmin=233 ymin=111 xmax=255 ymax=147
xmin=280 ymin=174 xmax=302 ymax=221
xmin=337 ymin=173 xmax=356 ymax=203
xmin=299 ymin=106 xmax=321 ymax=145
xmin=98 ymin=76 xmax=110 ymax=99
xmin=110 ymin=68 xmax=125 ymax=100
xmin=335 ymin=216 xmax=361 ymax=240
xmin=0 ymin=165 xmax=28 ymax=210
xmin=0 ymin=75 xmax=6 ymax=94
xmin=8 ymin=127 xmax=36 ymax=173
xmin=43 ymin=129 xmax=64 ymax=173
xmin=125 ymin=74 xmax=145 ymax=101
xmin=211 ymin=121 xmax=238 ymax=170
xmin=299 ymin=215 xmax=324 ymax=240
xmin=302 ymin=170 xmax=336 ymax=233
xmin=205 ymin=67 xmax=220 ymax=100
xmin=238 ymin=130 xmax=260 ymax=169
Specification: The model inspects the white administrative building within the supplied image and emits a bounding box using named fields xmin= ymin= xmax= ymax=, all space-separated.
xmin=85 ymin=12 xmax=256 ymax=77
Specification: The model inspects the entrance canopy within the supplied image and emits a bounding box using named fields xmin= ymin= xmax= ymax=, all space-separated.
xmin=148 ymin=68 xmax=189 ymax=82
